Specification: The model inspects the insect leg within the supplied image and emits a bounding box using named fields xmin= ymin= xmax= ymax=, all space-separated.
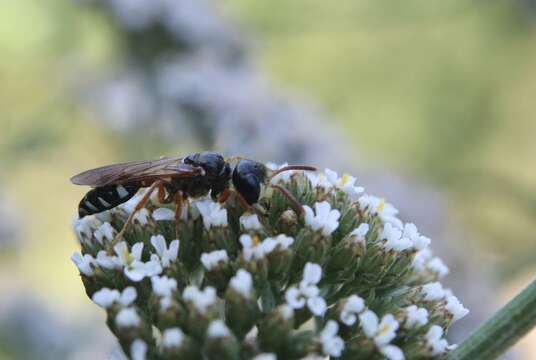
xmin=217 ymin=188 xmax=232 ymax=203
xmin=270 ymin=184 xmax=304 ymax=216
xmin=174 ymin=191 xmax=183 ymax=240
xmin=109 ymin=180 xmax=164 ymax=251
xmin=157 ymin=182 xmax=167 ymax=204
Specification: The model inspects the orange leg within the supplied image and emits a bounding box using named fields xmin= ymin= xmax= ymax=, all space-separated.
xmin=271 ymin=184 xmax=304 ymax=216
xmin=217 ymin=188 xmax=232 ymax=203
xmin=218 ymin=188 xmax=252 ymax=212
xmin=157 ymin=183 xmax=167 ymax=203
xmin=109 ymin=180 xmax=163 ymax=251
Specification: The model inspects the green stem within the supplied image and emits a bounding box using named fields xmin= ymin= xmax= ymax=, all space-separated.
xmin=447 ymin=277 xmax=536 ymax=360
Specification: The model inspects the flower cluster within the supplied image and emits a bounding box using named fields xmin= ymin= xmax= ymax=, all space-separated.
xmin=72 ymin=168 xmax=468 ymax=359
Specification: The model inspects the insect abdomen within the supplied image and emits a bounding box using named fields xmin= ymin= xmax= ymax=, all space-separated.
xmin=78 ymin=184 xmax=140 ymax=218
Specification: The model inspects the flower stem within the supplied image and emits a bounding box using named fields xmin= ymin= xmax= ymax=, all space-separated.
xmin=447 ymin=277 xmax=536 ymax=360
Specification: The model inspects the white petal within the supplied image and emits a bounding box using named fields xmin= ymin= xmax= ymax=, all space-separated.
xmin=152 ymin=207 xmax=175 ymax=221
xmin=303 ymin=262 xmax=322 ymax=285
xmin=120 ymin=287 xmax=137 ymax=306
xmin=150 ymin=235 xmax=167 ymax=257
xmin=130 ymin=339 xmax=147 ymax=360
xmin=307 ymin=296 xmax=327 ymax=316
xmin=285 ymin=287 xmax=305 ymax=309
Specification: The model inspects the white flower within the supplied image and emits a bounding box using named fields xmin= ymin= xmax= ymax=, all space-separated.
xmin=207 ymin=320 xmax=231 ymax=338
xmin=340 ymin=295 xmax=365 ymax=326
xmin=402 ymin=223 xmax=430 ymax=251
xmin=162 ymin=328 xmax=184 ymax=349
xmin=201 ymin=249 xmax=229 ymax=270
xmin=306 ymin=171 xmax=332 ymax=190
xmin=229 ymin=269 xmax=253 ymax=299
xmin=114 ymin=241 xmax=162 ymax=281
xmin=120 ymin=192 xmax=144 ymax=214
xmin=95 ymin=250 xmax=122 ymax=270
xmin=151 ymin=275 xmax=177 ymax=297
xmin=182 ymin=286 xmax=217 ymax=314
xmin=133 ymin=208 xmax=149 ymax=225
xmin=240 ymin=234 xmax=264 ymax=261
xmin=285 ymin=263 xmax=326 ymax=316
xmin=319 ymin=320 xmax=345 ymax=357
xmin=240 ymin=213 xmax=262 ymax=230
xmin=380 ymin=345 xmax=405 ymax=360
xmin=374 ymin=314 xmax=399 ymax=347
xmin=380 ymin=223 xmax=412 ymax=252
xmin=412 ymin=248 xmax=432 ymax=272
xmin=360 ymin=311 xmax=399 ymax=347
xmin=92 ymin=287 xmax=137 ymax=309
xmin=92 ymin=288 xmax=120 ymax=308
xmin=93 ymin=222 xmax=115 ymax=244
xmin=303 ymin=262 xmax=322 ymax=284
xmin=303 ymin=201 xmax=341 ymax=236
xmin=360 ymin=310 xmax=379 ymax=338
xmin=151 ymin=235 xmax=179 ymax=267
xmin=253 ymin=354 xmax=276 ymax=360
xmin=403 ymin=305 xmax=428 ymax=329
xmin=240 ymin=234 xmax=294 ymax=261
xmin=325 ymin=168 xmax=364 ymax=200
xmin=115 ymin=307 xmax=141 ymax=328
xmin=358 ymin=195 xmax=403 ymax=229
xmin=425 ymin=325 xmax=449 ymax=356
xmin=73 ymin=216 xmax=100 ymax=241
xmin=71 ymin=252 xmax=95 ymax=276
xmin=195 ymin=199 xmax=228 ymax=229
xmin=349 ymin=223 xmax=369 ymax=244
xmin=152 ymin=207 xmax=176 ymax=221
xmin=130 ymin=339 xmax=147 ymax=360
xmin=428 ymin=257 xmax=449 ymax=278
xmin=421 ymin=282 xmax=447 ymax=301
xmin=445 ymin=295 xmax=469 ymax=322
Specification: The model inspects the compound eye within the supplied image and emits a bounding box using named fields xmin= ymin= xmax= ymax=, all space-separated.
xmin=233 ymin=172 xmax=260 ymax=205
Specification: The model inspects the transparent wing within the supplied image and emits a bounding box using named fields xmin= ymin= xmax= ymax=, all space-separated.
xmin=70 ymin=156 xmax=202 ymax=186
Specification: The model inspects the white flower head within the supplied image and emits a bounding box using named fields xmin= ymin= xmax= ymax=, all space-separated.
xmin=162 ymin=328 xmax=184 ymax=349
xmin=152 ymin=207 xmax=176 ymax=221
xmin=319 ymin=320 xmax=345 ymax=357
xmin=93 ymin=222 xmax=115 ymax=244
xmin=92 ymin=288 xmax=120 ymax=309
xmin=358 ymin=195 xmax=403 ymax=229
xmin=253 ymin=354 xmax=276 ymax=360
xmin=403 ymin=223 xmax=430 ymax=251
xmin=240 ymin=213 xmax=262 ymax=230
xmin=360 ymin=310 xmax=379 ymax=338
xmin=303 ymin=201 xmax=341 ymax=236
xmin=325 ymin=168 xmax=364 ymax=201
xmin=195 ymin=199 xmax=228 ymax=229
xmin=95 ymin=250 xmax=122 ymax=270
xmin=285 ymin=262 xmax=326 ymax=316
xmin=114 ymin=241 xmax=163 ymax=281
xmin=71 ymin=252 xmax=95 ymax=276
xmin=229 ymin=269 xmax=253 ymax=299
xmin=240 ymin=234 xmax=264 ymax=261
xmin=403 ymin=305 xmax=428 ymax=329
xmin=115 ymin=307 xmax=141 ymax=328
xmin=306 ymin=171 xmax=332 ymax=190
xmin=130 ymin=339 xmax=147 ymax=360
xmin=421 ymin=282 xmax=447 ymax=301
xmin=201 ymin=249 xmax=229 ymax=270
xmin=428 ymin=257 xmax=450 ymax=278
xmin=151 ymin=235 xmax=179 ymax=267
xmin=73 ymin=216 xmax=100 ymax=242
xmin=182 ymin=285 xmax=217 ymax=314
xmin=380 ymin=345 xmax=405 ymax=360
xmin=380 ymin=223 xmax=412 ymax=252
xmin=374 ymin=314 xmax=399 ymax=347
xmin=425 ymin=325 xmax=449 ymax=356
xmin=445 ymin=295 xmax=469 ymax=322
xmin=349 ymin=223 xmax=369 ymax=245
xmin=340 ymin=295 xmax=365 ymax=326
xmin=133 ymin=208 xmax=150 ymax=225
xmin=151 ymin=275 xmax=177 ymax=297
xmin=207 ymin=319 xmax=231 ymax=338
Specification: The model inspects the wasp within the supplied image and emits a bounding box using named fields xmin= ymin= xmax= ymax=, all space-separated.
xmin=71 ymin=151 xmax=315 ymax=245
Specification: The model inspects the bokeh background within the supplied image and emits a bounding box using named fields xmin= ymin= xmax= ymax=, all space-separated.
xmin=1 ymin=0 xmax=536 ymax=358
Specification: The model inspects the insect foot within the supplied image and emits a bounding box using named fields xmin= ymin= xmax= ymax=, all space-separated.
xmin=72 ymin=165 xmax=468 ymax=359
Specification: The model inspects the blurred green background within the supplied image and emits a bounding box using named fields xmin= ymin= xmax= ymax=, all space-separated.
xmin=1 ymin=0 xmax=536 ymax=358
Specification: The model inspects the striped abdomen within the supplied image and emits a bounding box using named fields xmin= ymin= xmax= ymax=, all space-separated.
xmin=78 ymin=183 xmax=140 ymax=217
